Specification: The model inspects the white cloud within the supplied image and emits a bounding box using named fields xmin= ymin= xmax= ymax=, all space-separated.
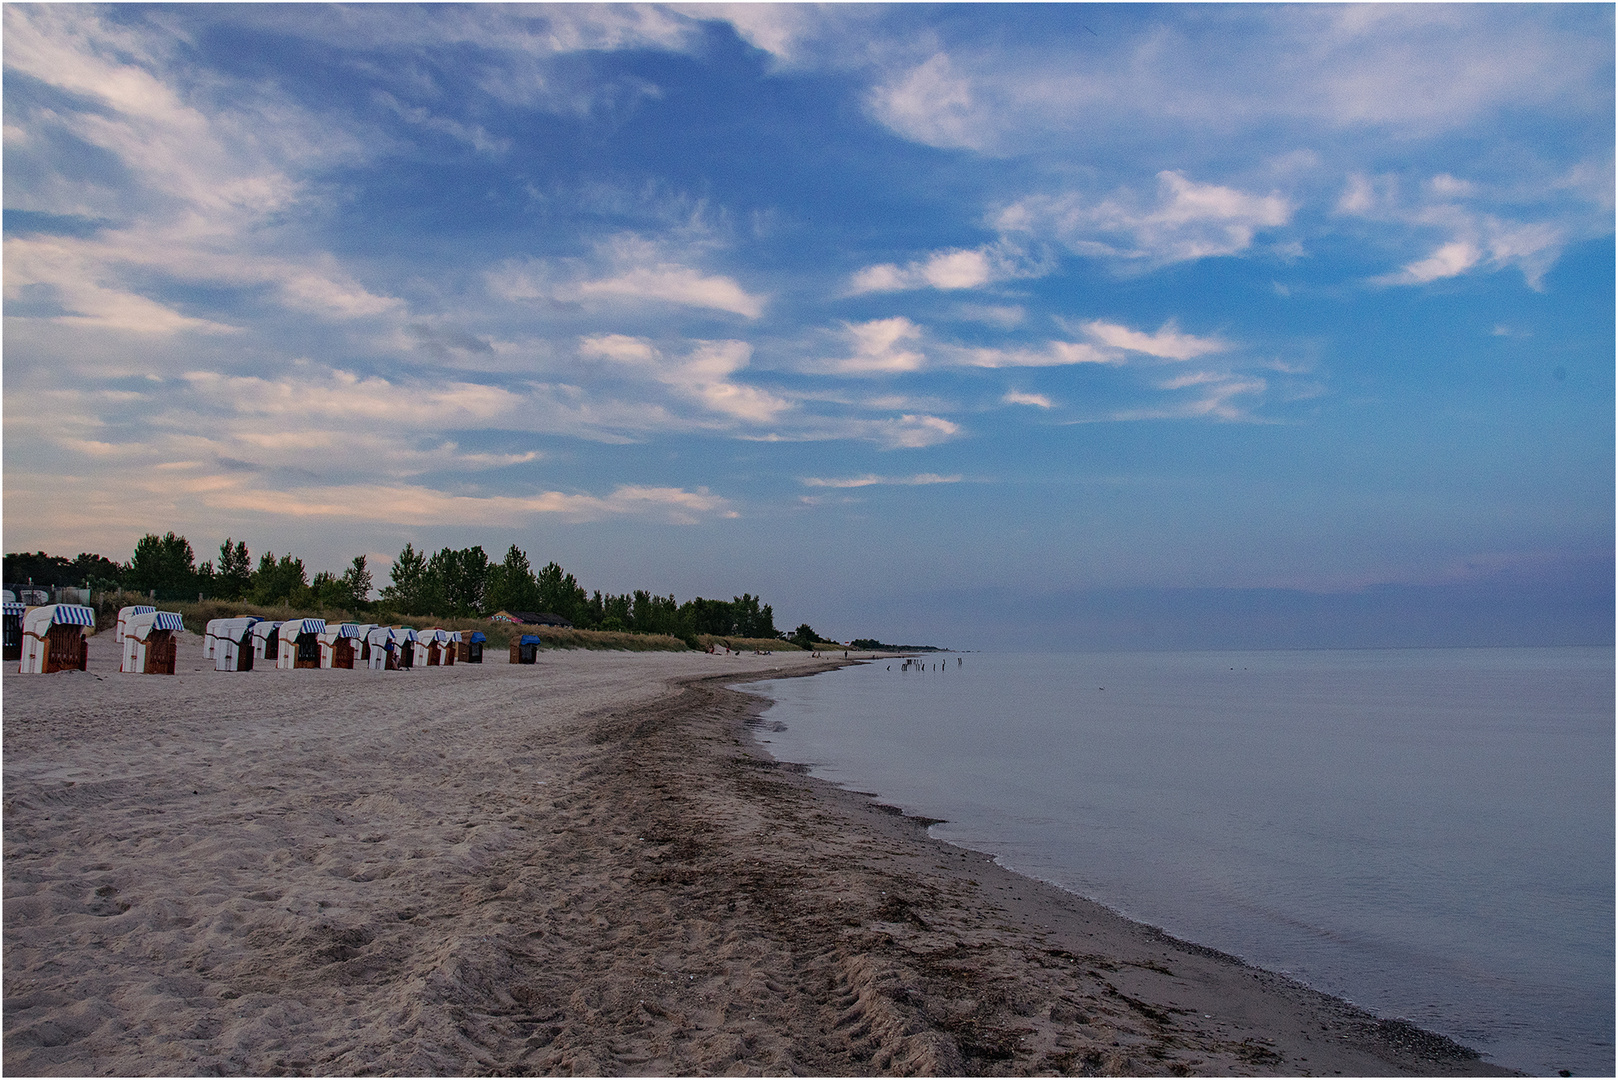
xmin=249 ymin=5 xmax=700 ymax=114
xmin=1385 ymin=240 xmax=1481 ymax=285
xmin=181 ymin=367 xmax=523 ymax=428
xmin=4 ymin=234 xmax=241 ymax=334
xmin=1078 ymin=319 xmax=1228 ymax=361
xmin=1428 ymin=173 xmax=1475 ymax=198
xmin=955 ymin=303 xmax=1025 ymax=328
xmin=692 ymin=4 xmax=824 ymax=65
xmin=1002 ymin=391 xmax=1053 ymax=408
xmin=851 ymin=248 xmax=987 ymax=293
xmin=178 ymin=479 xmax=733 ymax=527
xmin=949 ymin=341 xmax=1117 ymax=369
xmin=996 ymin=171 xmax=1293 ymax=267
xmin=490 ymin=234 xmax=766 ymax=318
xmin=870 ymin=414 xmax=961 ymax=448
xmin=1344 ymin=172 xmax=1572 ymax=289
xmin=578 ymin=335 xmax=788 ymax=423
xmin=853 ymin=8 xmax=1608 ymax=155
xmin=1139 ymin=371 xmax=1269 ymax=421
xmin=866 ymin=53 xmax=982 ymax=151
xmin=376 ymin=92 xmax=511 ymax=155
xmin=573 ymin=265 xmax=765 ymax=317
xmin=801 ymin=473 xmax=962 ymax=489
xmin=3 ymin=7 xmax=407 ymax=337
xmin=847 ymin=242 xmax=1046 ymax=295
xmin=815 ymin=317 xmax=928 ymax=375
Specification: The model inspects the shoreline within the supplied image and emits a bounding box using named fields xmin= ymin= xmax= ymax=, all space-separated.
xmin=4 ymin=644 xmax=1517 ymax=1075
xmin=720 ymin=663 xmax=1516 ymax=1077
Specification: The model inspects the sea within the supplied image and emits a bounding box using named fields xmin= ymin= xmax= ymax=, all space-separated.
xmin=746 ymin=647 xmax=1614 ymax=1077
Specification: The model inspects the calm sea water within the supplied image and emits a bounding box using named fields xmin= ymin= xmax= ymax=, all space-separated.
xmin=747 ymin=648 xmax=1614 ymax=1077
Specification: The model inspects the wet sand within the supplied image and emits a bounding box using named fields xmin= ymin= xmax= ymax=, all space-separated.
xmin=4 ymin=637 xmax=1514 ymax=1075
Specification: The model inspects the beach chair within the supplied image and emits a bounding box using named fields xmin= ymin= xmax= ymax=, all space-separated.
xmin=458 ymin=631 xmax=486 ymax=663
xmin=343 ymin=624 xmax=377 ymax=665
xmin=510 ymin=634 xmax=541 ymax=664
xmin=318 ymin=623 xmax=367 ymax=669
xmin=208 ymin=621 xmax=258 ymax=670
xmin=120 ymin=610 xmax=184 ymax=674
xmin=116 ymin=605 xmax=156 ymax=645
xmin=364 ymin=625 xmax=393 ymax=669
xmin=417 ymin=628 xmax=454 ymax=666
xmin=3 ymin=601 xmax=25 ymax=661
xmin=19 ymin=604 xmax=96 ymax=673
xmin=276 ymin=618 xmax=326 ymax=669
xmin=250 ymin=620 xmax=283 ymax=662
xmin=212 ymin=616 xmax=261 ymax=671
xmin=392 ymin=627 xmax=417 ymax=669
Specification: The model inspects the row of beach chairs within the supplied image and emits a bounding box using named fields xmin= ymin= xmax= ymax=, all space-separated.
xmin=4 ymin=603 xmax=495 ymax=674
xmin=200 ymin=616 xmax=484 ymax=672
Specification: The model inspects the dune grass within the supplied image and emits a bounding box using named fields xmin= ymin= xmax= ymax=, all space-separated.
xmin=518 ymin=626 xmax=689 ymax=652
xmin=696 ymin=635 xmax=804 ymax=653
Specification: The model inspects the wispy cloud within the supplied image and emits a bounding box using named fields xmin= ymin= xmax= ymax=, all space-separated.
xmin=1342 ymin=172 xmax=1572 ymax=289
xmin=802 ymin=473 xmax=962 ymax=489
xmin=200 ymin=481 xmax=735 ymax=526
xmin=996 ymin=172 xmax=1293 ymax=267
xmin=1076 ymin=319 xmax=1229 ymax=361
xmin=947 ymin=341 xmax=1117 ymax=369
xmin=954 ymin=303 xmax=1026 ymax=328
xmin=847 ymin=241 xmax=1047 ymax=295
xmin=1002 ymin=391 xmax=1054 ymax=408
xmin=578 ymin=334 xmax=788 ymax=423
xmin=854 ymin=7 xmax=1609 ymax=154
xmin=3 ymin=6 xmax=404 ymax=338
xmin=375 ymin=92 xmax=511 ymax=155
xmin=866 ymin=53 xmax=982 ymax=151
xmin=489 ymin=234 xmax=766 ymax=317
xmin=1122 ymin=372 xmax=1270 ymax=421
xmin=806 ymin=317 xmax=928 ymax=375
xmin=573 ymin=265 xmax=765 ymax=317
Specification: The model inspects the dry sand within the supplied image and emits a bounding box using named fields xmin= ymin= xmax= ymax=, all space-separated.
xmin=4 ymin=634 xmax=1515 ymax=1076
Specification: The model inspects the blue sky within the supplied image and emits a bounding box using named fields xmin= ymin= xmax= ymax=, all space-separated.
xmin=4 ymin=4 xmax=1612 ymax=647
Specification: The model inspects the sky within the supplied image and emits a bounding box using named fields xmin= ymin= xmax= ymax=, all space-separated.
xmin=3 ymin=3 xmax=1613 ymax=649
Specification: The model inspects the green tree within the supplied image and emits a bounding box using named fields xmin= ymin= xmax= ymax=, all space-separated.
xmin=195 ymin=559 xmax=217 ymax=597
xmin=731 ymin=593 xmax=776 ymax=638
xmin=536 ymin=562 xmax=586 ymax=622
xmin=381 ymin=543 xmax=432 ymax=615
xmin=216 ymin=539 xmax=253 ymax=600
xmin=429 ymin=546 xmax=488 ymax=616
xmin=4 ymin=551 xmax=72 ymax=587
xmin=126 ymin=532 xmax=197 ymax=597
xmin=250 ymin=552 xmax=310 ymax=605
xmin=630 ymin=590 xmax=679 ymax=635
xmin=679 ymin=597 xmax=736 ymax=636
xmin=312 ymin=570 xmax=347 ymax=609
xmin=341 ymin=555 xmax=373 ymax=608
xmin=484 ymin=544 xmax=540 ymax=613
xmin=790 ymin=623 xmax=820 ymax=649
xmin=69 ymin=552 xmax=124 ymax=588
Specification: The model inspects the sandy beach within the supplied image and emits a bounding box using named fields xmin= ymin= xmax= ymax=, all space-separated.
xmin=4 ymin=636 xmax=1514 ymax=1076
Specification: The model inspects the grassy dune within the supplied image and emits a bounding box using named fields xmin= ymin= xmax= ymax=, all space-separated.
xmin=695 ymin=635 xmax=804 ymax=653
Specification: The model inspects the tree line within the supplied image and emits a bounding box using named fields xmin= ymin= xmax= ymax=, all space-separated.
xmin=4 ymin=534 xmax=790 ymax=644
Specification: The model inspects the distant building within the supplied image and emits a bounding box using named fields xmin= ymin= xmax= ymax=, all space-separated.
xmin=488 ymin=610 xmax=574 ymax=628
